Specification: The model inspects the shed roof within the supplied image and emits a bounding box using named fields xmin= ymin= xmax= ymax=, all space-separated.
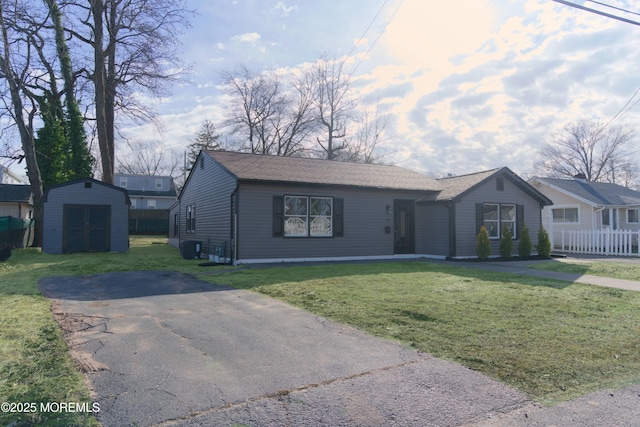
xmin=533 ymin=177 xmax=640 ymax=206
xmin=0 ymin=184 xmax=32 ymax=203
xmin=43 ymin=178 xmax=131 ymax=204
xmin=206 ymin=151 xmax=441 ymax=192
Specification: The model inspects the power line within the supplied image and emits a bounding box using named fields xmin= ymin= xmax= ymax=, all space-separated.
xmin=552 ymin=0 xmax=640 ymax=26
xmin=345 ymin=0 xmax=390 ymax=62
xmin=586 ymin=0 xmax=640 ymax=18
xmin=349 ymin=0 xmax=405 ymax=75
xmin=603 ymin=87 xmax=640 ymax=130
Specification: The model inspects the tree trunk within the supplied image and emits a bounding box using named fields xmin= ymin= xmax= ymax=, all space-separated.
xmin=90 ymin=0 xmax=113 ymax=184
xmin=0 ymin=4 xmax=44 ymax=245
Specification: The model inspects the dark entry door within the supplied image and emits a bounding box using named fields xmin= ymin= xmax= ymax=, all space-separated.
xmin=394 ymin=200 xmax=415 ymax=254
xmin=63 ymin=205 xmax=111 ymax=253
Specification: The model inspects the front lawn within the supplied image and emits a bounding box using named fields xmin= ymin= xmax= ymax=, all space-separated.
xmin=208 ymin=262 xmax=640 ymax=404
xmin=2 ymin=239 xmax=639 ymax=427
xmin=530 ymin=259 xmax=640 ymax=281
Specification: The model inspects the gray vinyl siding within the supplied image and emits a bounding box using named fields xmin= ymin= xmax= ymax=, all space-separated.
xmin=178 ymin=153 xmax=237 ymax=255
xmin=418 ymin=204 xmax=450 ymax=256
xmin=42 ymin=180 xmax=129 ymax=254
xmin=236 ymin=183 xmax=428 ymax=260
xmin=454 ymin=176 xmax=543 ymax=257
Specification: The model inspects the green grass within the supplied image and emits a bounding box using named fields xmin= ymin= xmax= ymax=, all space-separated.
xmin=0 ymin=236 xmax=210 ymax=427
xmin=3 ymin=239 xmax=640 ymax=426
xmin=530 ymin=259 xmax=640 ymax=281
xmin=206 ymin=262 xmax=640 ymax=404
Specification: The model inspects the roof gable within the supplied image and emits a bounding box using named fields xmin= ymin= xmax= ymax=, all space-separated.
xmin=533 ymin=177 xmax=640 ymax=207
xmin=433 ymin=167 xmax=552 ymax=205
xmin=206 ymin=151 xmax=441 ymax=192
xmin=43 ymin=178 xmax=131 ymax=204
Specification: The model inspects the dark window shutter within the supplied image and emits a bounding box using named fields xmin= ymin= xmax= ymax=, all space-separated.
xmin=334 ymin=198 xmax=344 ymax=237
xmin=476 ymin=203 xmax=484 ymax=233
xmin=273 ymin=196 xmax=283 ymax=237
xmin=516 ymin=204 xmax=524 ymax=239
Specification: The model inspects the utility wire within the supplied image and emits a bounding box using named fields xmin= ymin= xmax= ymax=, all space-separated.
xmin=349 ymin=0 xmax=405 ymax=76
xmin=345 ymin=0 xmax=389 ymax=62
xmin=552 ymin=0 xmax=640 ymax=26
xmin=602 ymin=87 xmax=640 ymax=130
xmin=586 ymin=0 xmax=640 ymax=18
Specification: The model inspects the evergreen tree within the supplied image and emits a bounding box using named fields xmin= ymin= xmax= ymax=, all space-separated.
xmin=185 ymin=120 xmax=222 ymax=171
xmin=476 ymin=225 xmax=491 ymax=260
xmin=35 ymin=95 xmax=67 ymax=187
xmin=518 ymin=224 xmax=532 ymax=258
xmin=46 ymin=0 xmax=94 ymax=180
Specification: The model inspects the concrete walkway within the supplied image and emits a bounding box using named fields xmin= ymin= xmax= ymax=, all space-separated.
xmin=449 ymin=257 xmax=640 ymax=292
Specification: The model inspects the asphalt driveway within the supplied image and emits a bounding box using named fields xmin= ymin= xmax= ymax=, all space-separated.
xmin=39 ymin=270 xmax=530 ymax=427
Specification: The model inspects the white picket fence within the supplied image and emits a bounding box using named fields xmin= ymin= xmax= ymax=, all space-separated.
xmin=554 ymin=229 xmax=640 ymax=257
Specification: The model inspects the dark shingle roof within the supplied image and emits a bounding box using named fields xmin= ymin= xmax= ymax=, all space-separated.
xmin=433 ymin=169 xmax=500 ymax=201
xmin=0 ymin=184 xmax=32 ymax=203
xmin=535 ymin=177 xmax=640 ymax=206
xmin=207 ymin=151 xmax=441 ymax=191
xmin=429 ymin=167 xmax=552 ymax=205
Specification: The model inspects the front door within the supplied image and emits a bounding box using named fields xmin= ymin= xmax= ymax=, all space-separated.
xmin=394 ymin=200 xmax=415 ymax=254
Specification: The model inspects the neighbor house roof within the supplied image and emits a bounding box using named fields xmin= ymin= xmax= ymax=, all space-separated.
xmin=206 ymin=151 xmax=442 ymax=192
xmin=532 ymin=177 xmax=640 ymax=207
xmin=430 ymin=167 xmax=553 ymax=205
xmin=0 ymin=184 xmax=32 ymax=203
xmin=113 ymin=174 xmax=177 ymax=198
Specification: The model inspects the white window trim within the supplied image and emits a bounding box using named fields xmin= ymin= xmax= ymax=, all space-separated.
xmin=627 ymin=208 xmax=639 ymax=224
xmin=483 ymin=203 xmax=517 ymax=240
xmin=284 ymin=195 xmax=333 ymax=238
xmin=130 ymin=199 xmax=137 ymax=209
xmin=155 ymin=178 xmax=163 ymax=189
xmin=147 ymin=199 xmax=156 ymax=209
xmin=551 ymin=205 xmax=580 ymax=224
xmin=120 ymin=177 xmax=127 ymax=187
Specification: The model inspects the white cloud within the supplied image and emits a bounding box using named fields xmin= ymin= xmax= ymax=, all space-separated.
xmin=274 ymin=1 xmax=297 ymax=17
xmin=231 ymin=32 xmax=261 ymax=44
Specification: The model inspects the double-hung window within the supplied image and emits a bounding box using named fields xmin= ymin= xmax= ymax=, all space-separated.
xmin=627 ymin=208 xmax=639 ymax=224
xmin=275 ymin=195 xmax=342 ymax=238
xmin=283 ymin=196 xmax=333 ymax=237
xmin=479 ymin=203 xmax=517 ymax=239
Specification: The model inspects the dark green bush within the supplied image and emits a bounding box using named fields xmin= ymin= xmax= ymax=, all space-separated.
xmin=500 ymin=227 xmax=513 ymax=259
xmin=476 ymin=225 xmax=491 ymax=260
xmin=518 ymin=224 xmax=532 ymax=258
xmin=536 ymin=226 xmax=551 ymax=258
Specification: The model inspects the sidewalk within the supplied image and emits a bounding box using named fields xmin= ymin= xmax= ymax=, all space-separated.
xmin=448 ymin=257 xmax=640 ymax=292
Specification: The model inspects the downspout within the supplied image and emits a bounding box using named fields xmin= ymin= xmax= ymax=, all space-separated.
xmin=230 ymin=183 xmax=239 ymax=265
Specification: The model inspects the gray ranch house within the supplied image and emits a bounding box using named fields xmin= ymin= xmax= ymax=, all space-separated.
xmin=169 ymin=151 xmax=551 ymax=263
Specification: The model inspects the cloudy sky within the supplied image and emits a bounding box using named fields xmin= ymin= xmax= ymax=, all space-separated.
xmin=120 ymin=0 xmax=640 ymax=179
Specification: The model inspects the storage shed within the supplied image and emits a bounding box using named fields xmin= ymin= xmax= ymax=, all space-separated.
xmin=43 ymin=178 xmax=130 ymax=254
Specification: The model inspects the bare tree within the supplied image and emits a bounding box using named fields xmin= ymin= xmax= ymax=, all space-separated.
xmin=221 ymin=65 xmax=315 ymax=156
xmin=0 ymin=0 xmax=45 ymax=241
xmin=312 ymin=55 xmax=357 ymax=160
xmin=66 ymin=0 xmax=192 ymax=184
xmin=348 ymin=106 xmax=389 ymax=164
xmin=116 ymin=139 xmax=180 ymax=176
xmin=535 ymin=120 xmax=638 ymax=184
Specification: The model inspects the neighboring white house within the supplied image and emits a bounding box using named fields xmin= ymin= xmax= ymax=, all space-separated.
xmin=0 ymin=165 xmax=25 ymax=185
xmin=530 ymin=175 xmax=640 ymax=252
